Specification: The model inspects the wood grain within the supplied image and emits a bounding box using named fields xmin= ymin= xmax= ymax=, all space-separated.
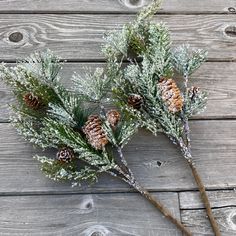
xmin=180 ymin=191 xmax=236 ymax=235
xmin=181 ymin=207 xmax=236 ymax=235
xmin=1 ymin=61 xmax=236 ymax=122
xmin=179 ymin=190 xmax=236 ymax=209
xmin=0 ymin=192 xmax=181 ymax=235
xmin=0 ymin=15 xmax=236 ymax=61
xmin=0 ymin=0 xmax=234 ymax=13
xmin=0 ymin=120 xmax=235 ymax=194
xmin=0 ymin=0 xmax=234 ymax=234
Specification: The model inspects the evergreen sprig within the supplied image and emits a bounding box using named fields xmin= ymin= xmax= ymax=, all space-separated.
xmin=103 ymin=1 xmax=220 ymax=235
xmin=0 ymin=1 xmax=217 ymax=235
xmin=72 ymin=67 xmax=111 ymax=103
xmin=103 ymin=4 xmax=207 ymax=143
xmin=172 ymin=44 xmax=207 ymax=77
xmin=0 ymin=50 xmax=138 ymax=187
xmin=34 ymin=156 xmax=99 ymax=187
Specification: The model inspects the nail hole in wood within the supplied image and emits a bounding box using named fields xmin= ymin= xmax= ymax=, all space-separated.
xmin=9 ymin=32 xmax=23 ymax=43
xmin=228 ymin=7 xmax=236 ymax=13
xmin=91 ymin=232 xmax=103 ymax=236
xmin=86 ymin=202 xmax=92 ymax=209
xmin=225 ymin=26 xmax=236 ymax=37
xmin=156 ymin=160 xmax=163 ymax=167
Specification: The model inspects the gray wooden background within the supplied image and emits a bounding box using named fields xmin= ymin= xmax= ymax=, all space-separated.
xmin=0 ymin=0 xmax=236 ymax=235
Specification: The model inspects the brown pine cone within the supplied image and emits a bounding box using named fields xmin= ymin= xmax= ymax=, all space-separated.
xmin=83 ymin=115 xmax=108 ymax=150
xmin=128 ymin=94 xmax=143 ymax=110
xmin=158 ymin=78 xmax=183 ymax=113
xmin=106 ymin=110 xmax=121 ymax=128
xmin=56 ymin=147 xmax=75 ymax=163
xmin=23 ymin=93 xmax=41 ymax=109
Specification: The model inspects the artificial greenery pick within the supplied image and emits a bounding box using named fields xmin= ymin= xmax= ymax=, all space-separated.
xmin=0 ymin=50 xmax=192 ymax=235
xmin=103 ymin=0 xmax=221 ymax=235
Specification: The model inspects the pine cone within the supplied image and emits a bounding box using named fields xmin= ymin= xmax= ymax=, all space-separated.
xmin=56 ymin=147 xmax=74 ymax=163
xmin=23 ymin=93 xmax=41 ymax=109
xmin=128 ymin=94 xmax=143 ymax=110
xmin=159 ymin=78 xmax=183 ymax=113
xmin=106 ymin=110 xmax=121 ymax=128
xmin=83 ymin=115 xmax=108 ymax=150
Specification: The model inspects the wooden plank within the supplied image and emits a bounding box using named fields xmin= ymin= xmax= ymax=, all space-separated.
xmin=181 ymin=204 xmax=236 ymax=235
xmin=179 ymin=190 xmax=236 ymax=209
xmin=0 ymin=0 xmax=234 ymax=13
xmin=1 ymin=62 xmax=236 ymax=122
xmin=181 ymin=207 xmax=236 ymax=235
xmin=0 ymin=120 xmax=235 ymax=194
xmin=0 ymin=192 xmax=181 ymax=235
xmin=0 ymin=15 xmax=235 ymax=61
xmin=180 ymin=190 xmax=236 ymax=235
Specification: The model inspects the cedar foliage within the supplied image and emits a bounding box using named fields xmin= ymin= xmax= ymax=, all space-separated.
xmin=0 ymin=1 xmax=220 ymax=235
xmin=0 ymin=50 xmax=138 ymax=187
xmin=103 ymin=1 xmax=207 ymax=145
xmin=103 ymin=1 xmax=220 ymax=235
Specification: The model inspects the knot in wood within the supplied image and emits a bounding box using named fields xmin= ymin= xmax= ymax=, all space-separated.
xmin=9 ymin=32 xmax=23 ymax=43
xmin=80 ymin=195 xmax=94 ymax=211
xmin=225 ymin=26 xmax=236 ymax=37
xmin=228 ymin=7 xmax=236 ymax=13
xmin=91 ymin=232 xmax=103 ymax=236
xmin=232 ymin=214 xmax=236 ymax=225
xmin=119 ymin=0 xmax=147 ymax=9
xmin=227 ymin=210 xmax=236 ymax=230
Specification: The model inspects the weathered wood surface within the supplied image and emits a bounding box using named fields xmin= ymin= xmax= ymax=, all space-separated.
xmin=180 ymin=191 xmax=236 ymax=235
xmin=0 ymin=120 xmax=235 ymax=194
xmin=181 ymin=207 xmax=236 ymax=235
xmin=0 ymin=192 xmax=181 ymax=235
xmin=179 ymin=190 xmax=236 ymax=209
xmin=0 ymin=0 xmax=235 ymax=235
xmin=0 ymin=0 xmax=234 ymax=13
xmin=1 ymin=62 xmax=236 ymax=121
xmin=0 ymin=15 xmax=236 ymax=61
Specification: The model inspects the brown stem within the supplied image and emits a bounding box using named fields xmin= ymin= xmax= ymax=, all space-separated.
xmin=132 ymin=181 xmax=193 ymax=236
xmin=112 ymin=166 xmax=193 ymax=236
xmin=179 ymin=137 xmax=221 ymax=235
xmin=188 ymin=160 xmax=221 ymax=236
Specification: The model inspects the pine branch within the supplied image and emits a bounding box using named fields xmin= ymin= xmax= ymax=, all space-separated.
xmin=34 ymin=155 xmax=99 ymax=187
xmin=172 ymin=44 xmax=207 ymax=77
xmin=185 ymin=87 xmax=208 ymax=118
xmin=73 ymin=67 xmax=111 ymax=103
xmin=136 ymin=0 xmax=162 ymax=23
xmin=19 ymin=49 xmax=62 ymax=82
xmin=145 ymin=23 xmax=173 ymax=78
xmin=0 ymin=51 xmax=64 ymax=114
xmin=104 ymin=2 xmax=221 ymax=235
xmin=0 ymin=0 xmax=214 ymax=232
xmin=103 ymin=1 xmax=162 ymax=60
xmin=112 ymin=56 xmax=183 ymax=140
xmin=102 ymin=115 xmax=139 ymax=149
